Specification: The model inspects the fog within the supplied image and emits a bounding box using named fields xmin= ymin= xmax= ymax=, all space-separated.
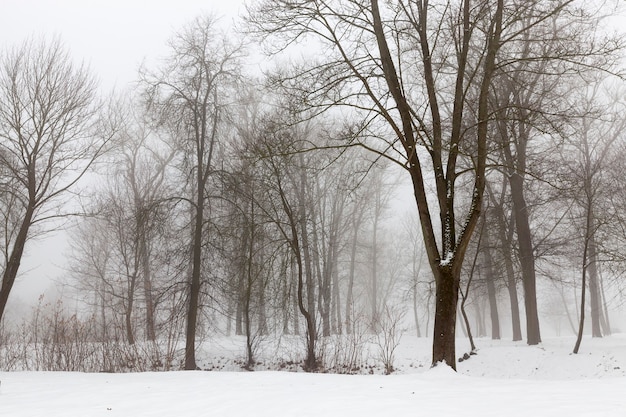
xmin=1 ymin=0 xmax=626 ymax=379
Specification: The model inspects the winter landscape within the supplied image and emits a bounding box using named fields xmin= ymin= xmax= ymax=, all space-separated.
xmin=2 ymin=0 xmax=626 ymax=416
xmin=3 ymin=335 xmax=626 ymax=416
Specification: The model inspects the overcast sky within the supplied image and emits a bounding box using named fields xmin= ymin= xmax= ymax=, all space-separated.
xmin=0 ymin=0 xmax=246 ymax=90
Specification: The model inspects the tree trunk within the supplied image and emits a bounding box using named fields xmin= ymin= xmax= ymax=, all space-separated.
xmin=319 ymin=232 xmax=332 ymax=338
xmin=99 ymin=287 xmax=108 ymax=342
xmin=258 ymin=280 xmax=268 ymax=336
xmin=0 ymin=205 xmax=34 ymax=322
xmin=599 ymin=272 xmax=611 ymax=335
xmin=137 ymin=215 xmax=156 ymax=342
xmin=282 ymin=256 xmax=290 ymax=335
xmin=458 ymin=305 xmax=468 ymax=338
xmin=460 ymin=300 xmax=476 ymax=352
xmin=587 ymin=233 xmax=602 ymax=338
xmin=413 ymin=280 xmax=421 ymax=338
xmin=556 ymin=282 xmax=578 ymax=335
xmin=371 ymin=205 xmax=379 ymax=333
xmin=483 ymin=230 xmax=501 ymax=340
xmin=573 ymin=242 xmax=589 ymax=354
xmin=226 ymin=300 xmax=233 ymax=337
xmin=235 ymin=296 xmax=244 ymax=336
xmin=502 ymin=240 xmax=522 ymax=341
xmin=184 ymin=195 xmax=204 ymax=370
xmin=332 ymin=260 xmax=342 ymax=335
xmin=509 ymin=172 xmax=541 ymax=345
xmin=292 ymin=269 xmax=300 ymax=336
xmin=490 ymin=188 xmax=522 ymax=341
xmin=125 ymin=273 xmax=136 ymax=345
xmin=574 ymin=197 xmax=598 ymax=353
xmin=300 ymin=211 xmax=316 ymax=333
xmin=296 ymin=247 xmax=317 ymax=371
xmin=244 ymin=279 xmax=253 ymax=367
xmin=474 ymin=301 xmax=486 ymax=338
xmin=432 ymin=266 xmax=460 ymax=368
xmin=257 ymin=233 xmax=268 ymax=336
xmin=328 ymin=197 xmax=343 ymax=335
xmin=292 ymin=213 xmax=316 ymax=370
xmin=245 ymin=199 xmax=256 ymax=368
xmin=345 ymin=212 xmax=361 ymax=335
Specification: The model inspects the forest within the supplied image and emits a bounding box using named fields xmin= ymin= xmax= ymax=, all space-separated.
xmin=1 ymin=0 xmax=626 ymax=374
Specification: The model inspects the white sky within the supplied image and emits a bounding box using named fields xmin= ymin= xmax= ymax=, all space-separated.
xmin=0 ymin=0 xmax=246 ymax=90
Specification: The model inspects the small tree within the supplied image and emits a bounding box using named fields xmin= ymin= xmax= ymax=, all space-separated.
xmin=566 ymin=80 xmax=625 ymax=353
xmin=254 ymin=122 xmax=320 ymax=371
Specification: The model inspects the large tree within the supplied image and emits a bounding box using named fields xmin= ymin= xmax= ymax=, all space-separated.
xmin=249 ymin=0 xmax=504 ymax=369
xmin=141 ymin=16 xmax=243 ymax=370
xmin=0 ymin=37 xmax=105 ymax=322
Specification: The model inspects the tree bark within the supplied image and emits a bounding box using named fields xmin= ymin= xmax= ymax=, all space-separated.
xmin=299 ymin=179 xmax=316 ymax=335
xmin=292 ymin=264 xmax=300 ymax=336
xmin=587 ymin=233 xmax=602 ymax=338
xmin=184 ymin=191 xmax=204 ymax=370
xmin=573 ymin=224 xmax=591 ymax=354
xmin=245 ymin=198 xmax=256 ymax=368
xmin=289 ymin=180 xmax=317 ymax=371
xmin=483 ymin=228 xmax=501 ymax=340
xmin=599 ymin=273 xmax=611 ymax=335
xmin=501 ymin=227 xmax=523 ymax=341
xmin=371 ymin=199 xmax=379 ymax=333
xmin=332 ymin=255 xmax=342 ymax=335
xmin=345 ymin=206 xmax=363 ymax=335
xmin=137 ymin=213 xmax=156 ymax=342
xmin=0 ymin=206 xmax=34 ymax=322
xmin=509 ymin=172 xmax=541 ymax=345
xmin=281 ymin=256 xmax=291 ymax=335
xmin=556 ymin=282 xmax=578 ymax=335
xmin=432 ymin=266 xmax=460 ymax=366
xmin=488 ymin=182 xmax=523 ymax=341
xmin=475 ymin=301 xmax=486 ymax=338
xmin=125 ymin=272 xmax=136 ymax=345
xmin=413 ymin=282 xmax=422 ymax=338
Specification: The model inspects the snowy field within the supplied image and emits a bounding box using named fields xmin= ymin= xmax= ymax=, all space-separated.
xmin=2 ymin=334 xmax=626 ymax=416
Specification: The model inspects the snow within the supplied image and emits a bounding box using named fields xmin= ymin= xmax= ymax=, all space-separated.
xmin=440 ymin=251 xmax=454 ymax=266
xmin=2 ymin=335 xmax=626 ymax=416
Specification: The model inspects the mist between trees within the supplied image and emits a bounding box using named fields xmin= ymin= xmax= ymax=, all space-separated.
xmin=1 ymin=0 xmax=626 ymax=373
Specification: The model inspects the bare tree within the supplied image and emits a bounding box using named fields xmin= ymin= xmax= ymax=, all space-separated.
xmin=566 ymin=80 xmax=625 ymax=353
xmin=491 ymin=0 xmax=624 ymax=346
xmin=253 ymin=122 xmax=320 ymax=371
xmin=67 ymin=217 xmax=115 ymax=342
xmin=141 ymin=15 xmax=243 ymax=369
xmin=486 ymin=178 xmax=522 ymax=341
xmin=222 ymin=153 xmax=275 ymax=369
xmin=0 ymin=37 xmax=106 ymax=322
xmin=116 ymin=107 xmax=176 ymax=342
xmin=248 ymin=0 xmax=504 ymax=369
xmin=344 ymin=182 xmax=368 ymax=336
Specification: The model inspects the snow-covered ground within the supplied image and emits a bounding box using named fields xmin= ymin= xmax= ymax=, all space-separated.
xmin=2 ymin=334 xmax=626 ymax=416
